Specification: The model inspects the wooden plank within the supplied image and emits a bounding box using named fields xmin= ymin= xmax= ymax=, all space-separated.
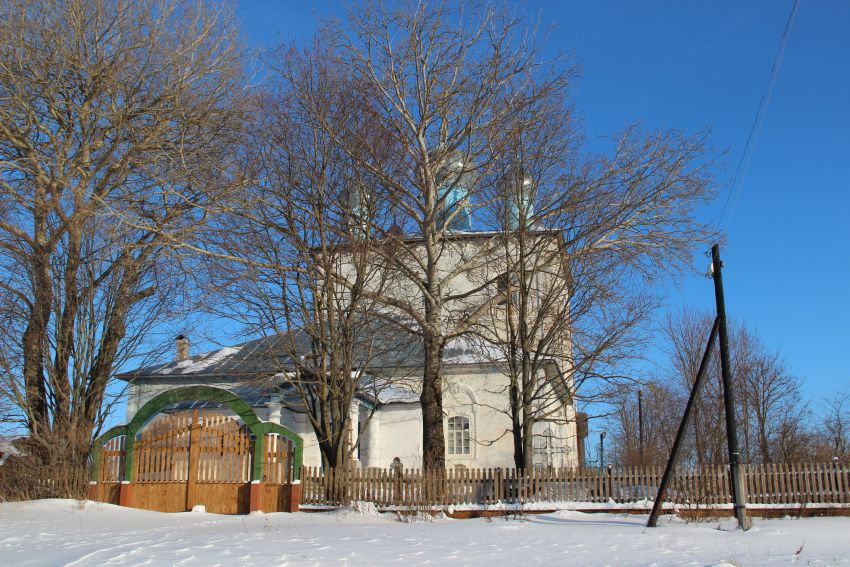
xmin=821 ymin=463 xmax=831 ymax=504
xmin=762 ymin=462 xmax=770 ymax=504
xmin=767 ymin=462 xmax=775 ymax=504
xmin=132 ymin=482 xmax=188 ymax=513
xmin=785 ymin=462 xmax=795 ymax=504
xmin=194 ymin=482 xmax=251 ymax=514
xmin=769 ymin=463 xmax=777 ymax=504
xmin=261 ymin=483 xmax=291 ymax=513
xmin=810 ymin=463 xmax=820 ymax=504
xmin=833 ymin=464 xmax=844 ymax=504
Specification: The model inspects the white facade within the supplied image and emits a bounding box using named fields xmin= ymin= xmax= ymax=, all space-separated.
xmin=124 ymin=359 xmax=579 ymax=470
xmin=122 ymin=231 xmax=580 ymax=470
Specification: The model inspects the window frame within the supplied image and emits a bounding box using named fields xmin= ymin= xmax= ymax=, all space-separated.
xmin=446 ymin=415 xmax=471 ymax=455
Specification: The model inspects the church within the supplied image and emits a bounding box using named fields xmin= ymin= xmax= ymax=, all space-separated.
xmin=120 ymin=161 xmax=585 ymax=471
xmin=120 ymin=237 xmax=584 ymax=471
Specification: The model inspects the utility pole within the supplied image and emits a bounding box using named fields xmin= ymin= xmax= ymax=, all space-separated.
xmin=711 ymin=244 xmax=751 ymax=531
xmin=638 ymin=390 xmax=644 ymax=466
xmin=599 ymin=431 xmax=606 ymax=468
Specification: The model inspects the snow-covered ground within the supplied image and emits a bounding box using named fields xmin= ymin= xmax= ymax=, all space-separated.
xmin=1 ymin=499 xmax=848 ymax=566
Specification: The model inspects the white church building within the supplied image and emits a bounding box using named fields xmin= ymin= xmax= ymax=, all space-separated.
xmin=119 ymin=231 xmax=585 ymax=470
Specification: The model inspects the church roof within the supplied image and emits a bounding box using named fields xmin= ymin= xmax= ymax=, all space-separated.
xmin=117 ymin=328 xmax=497 ymax=381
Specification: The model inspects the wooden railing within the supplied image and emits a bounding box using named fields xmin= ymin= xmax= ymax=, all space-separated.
xmin=300 ymin=463 xmax=850 ymax=508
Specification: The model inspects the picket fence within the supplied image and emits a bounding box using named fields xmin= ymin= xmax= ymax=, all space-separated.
xmin=300 ymin=463 xmax=850 ymax=508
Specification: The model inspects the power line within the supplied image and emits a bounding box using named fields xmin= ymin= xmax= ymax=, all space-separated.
xmin=717 ymin=0 xmax=801 ymax=229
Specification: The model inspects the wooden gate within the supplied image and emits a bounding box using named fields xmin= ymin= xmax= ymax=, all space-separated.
xmin=129 ymin=410 xmax=253 ymax=514
xmin=260 ymin=432 xmax=297 ymax=511
xmin=90 ymin=385 xmax=303 ymax=513
xmin=92 ymin=435 xmax=125 ymax=504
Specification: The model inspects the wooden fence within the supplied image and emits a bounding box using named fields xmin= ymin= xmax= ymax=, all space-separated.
xmin=131 ymin=412 xmax=254 ymax=513
xmin=92 ymin=410 xmax=298 ymax=514
xmin=92 ymin=435 xmax=125 ymax=503
xmin=300 ymin=463 xmax=850 ymax=508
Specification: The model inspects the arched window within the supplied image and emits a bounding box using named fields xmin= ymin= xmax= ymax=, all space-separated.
xmin=447 ymin=416 xmax=470 ymax=455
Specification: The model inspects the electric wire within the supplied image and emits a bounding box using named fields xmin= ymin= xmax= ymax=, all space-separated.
xmin=717 ymin=0 xmax=800 ymax=229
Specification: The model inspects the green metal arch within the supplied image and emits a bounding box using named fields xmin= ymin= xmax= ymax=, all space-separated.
xmin=91 ymin=385 xmax=303 ymax=482
xmin=256 ymin=421 xmax=303 ymax=479
xmin=127 ymin=385 xmax=262 ymax=433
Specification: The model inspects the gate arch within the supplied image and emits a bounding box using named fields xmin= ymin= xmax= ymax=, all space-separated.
xmin=90 ymin=385 xmax=303 ymax=512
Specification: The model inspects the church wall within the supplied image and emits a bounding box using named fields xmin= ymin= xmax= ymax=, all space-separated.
xmin=361 ymin=365 xmax=578 ymax=471
xmin=124 ymin=363 xmax=579 ymax=470
xmin=372 ymin=403 xmax=423 ymax=469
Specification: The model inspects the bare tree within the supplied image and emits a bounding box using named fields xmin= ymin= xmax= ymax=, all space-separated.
xmin=733 ymin=331 xmax=810 ymax=463
xmin=612 ymin=308 xmax=815 ymax=466
xmin=199 ymin=43 xmax=397 ymax=470
xmin=815 ymin=388 xmax=850 ymax=462
xmin=0 ymin=0 xmax=248 ymax=480
xmin=658 ymin=308 xmax=728 ymax=465
xmin=480 ymin=225 xmax=578 ymax=470
xmin=305 ymin=1 xmax=716 ymax=470
xmin=610 ymin=381 xmax=681 ymax=466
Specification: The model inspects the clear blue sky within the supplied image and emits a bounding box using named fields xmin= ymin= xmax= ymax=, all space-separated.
xmin=233 ymin=1 xmax=850 ymax=406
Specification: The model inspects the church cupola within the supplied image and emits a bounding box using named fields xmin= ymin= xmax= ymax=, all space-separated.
xmin=436 ymin=153 xmax=473 ymax=232
xmin=499 ymin=165 xmax=535 ymax=230
xmin=347 ymin=179 xmax=371 ymax=239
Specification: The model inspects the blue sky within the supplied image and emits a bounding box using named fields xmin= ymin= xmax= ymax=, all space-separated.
xmin=233 ymin=1 xmax=849 ymax=406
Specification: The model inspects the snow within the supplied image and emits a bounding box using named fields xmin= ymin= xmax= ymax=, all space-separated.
xmin=442 ymin=335 xmax=504 ymax=365
xmin=375 ymin=384 xmax=420 ymax=404
xmin=153 ymin=346 xmax=243 ymax=375
xmin=2 ymin=499 xmax=850 ymax=566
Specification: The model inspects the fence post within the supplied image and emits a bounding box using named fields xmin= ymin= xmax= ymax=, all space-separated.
xmin=287 ymin=480 xmax=301 ymax=512
xmin=185 ymin=410 xmax=201 ymax=511
xmin=119 ymin=481 xmax=134 ymax=507
xmin=249 ymin=433 xmax=264 ymax=512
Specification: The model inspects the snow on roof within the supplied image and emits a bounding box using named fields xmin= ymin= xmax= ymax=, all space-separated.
xmin=154 ymin=346 xmax=243 ymax=375
xmin=120 ymin=323 xmax=500 ymax=381
xmin=374 ymin=384 xmax=420 ymax=404
xmin=0 ymin=437 xmax=21 ymax=465
xmin=118 ymin=332 xmax=308 ymax=380
xmin=442 ymin=336 xmax=504 ymax=365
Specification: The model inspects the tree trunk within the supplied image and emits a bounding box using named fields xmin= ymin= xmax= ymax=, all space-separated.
xmin=421 ymin=336 xmax=445 ymax=470
xmin=522 ymin=417 xmax=535 ymax=471
xmin=510 ymin=376 xmax=524 ymax=469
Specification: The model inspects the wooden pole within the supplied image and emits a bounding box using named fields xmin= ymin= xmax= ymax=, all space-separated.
xmin=711 ymin=244 xmax=751 ymax=531
xmin=638 ymin=390 xmax=644 ymax=466
xmin=186 ymin=409 xmax=201 ymax=511
xmin=647 ymin=317 xmax=719 ymax=527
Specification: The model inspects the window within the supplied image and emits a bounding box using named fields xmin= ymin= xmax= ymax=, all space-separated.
xmin=447 ymin=416 xmax=471 ymax=455
xmin=496 ymin=272 xmax=524 ymax=307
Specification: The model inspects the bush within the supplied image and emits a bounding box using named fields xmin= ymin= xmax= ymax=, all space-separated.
xmin=0 ymin=437 xmax=90 ymax=502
